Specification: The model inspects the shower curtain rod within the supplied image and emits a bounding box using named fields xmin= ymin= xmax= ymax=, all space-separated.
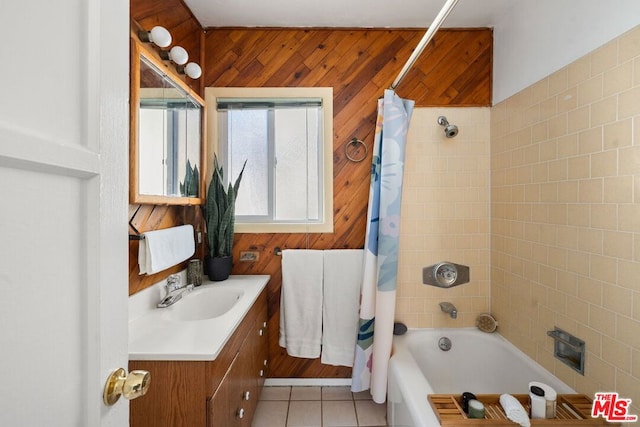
xmin=389 ymin=0 xmax=460 ymax=91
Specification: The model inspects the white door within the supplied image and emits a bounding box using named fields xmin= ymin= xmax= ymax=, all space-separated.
xmin=0 ymin=1 xmax=129 ymax=426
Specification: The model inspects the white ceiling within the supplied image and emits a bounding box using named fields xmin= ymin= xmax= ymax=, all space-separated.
xmin=184 ymin=0 xmax=516 ymax=28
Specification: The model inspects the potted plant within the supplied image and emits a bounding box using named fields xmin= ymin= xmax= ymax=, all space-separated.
xmin=204 ymin=154 xmax=246 ymax=281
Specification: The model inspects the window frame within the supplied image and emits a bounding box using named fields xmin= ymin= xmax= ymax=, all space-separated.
xmin=206 ymin=87 xmax=334 ymax=233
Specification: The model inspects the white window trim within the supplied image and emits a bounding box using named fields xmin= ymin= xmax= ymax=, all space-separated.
xmin=205 ymin=87 xmax=334 ymax=233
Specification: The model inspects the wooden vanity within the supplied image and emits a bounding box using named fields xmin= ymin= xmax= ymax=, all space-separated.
xmin=129 ymin=283 xmax=268 ymax=426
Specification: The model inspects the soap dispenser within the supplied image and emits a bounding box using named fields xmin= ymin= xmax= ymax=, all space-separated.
xmin=529 ymin=385 xmax=546 ymax=419
xmin=529 ymin=381 xmax=557 ymax=419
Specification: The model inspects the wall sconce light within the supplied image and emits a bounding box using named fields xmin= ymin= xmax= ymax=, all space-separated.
xmin=138 ymin=26 xmax=172 ymax=48
xmin=178 ymin=62 xmax=202 ymax=79
xmin=160 ymin=45 xmax=189 ymax=65
xmin=138 ymin=25 xmax=199 ymax=78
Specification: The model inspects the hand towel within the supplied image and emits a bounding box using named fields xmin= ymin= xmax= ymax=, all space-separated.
xmin=321 ymin=249 xmax=363 ymax=366
xmin=279 ymin=249 xmax=323 ymax=358
xmin=138 ymin=224 xmax=195 ymax=275
xmin=499 ymin=394 xmax=531 ymax=427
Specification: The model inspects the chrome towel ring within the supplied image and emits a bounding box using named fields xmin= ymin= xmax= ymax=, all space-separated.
xmin=345 ymin=138 xmax=368 ymax=162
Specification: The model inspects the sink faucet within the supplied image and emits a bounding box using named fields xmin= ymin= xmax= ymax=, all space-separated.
xmin=157 ymin=274 xmax=194 ymax=308
xmin=439 ymin=302 xmax=457 ymax=319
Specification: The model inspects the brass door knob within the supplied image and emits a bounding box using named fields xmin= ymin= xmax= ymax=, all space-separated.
xmin=103 ymin=368 xmax=151 ymax=406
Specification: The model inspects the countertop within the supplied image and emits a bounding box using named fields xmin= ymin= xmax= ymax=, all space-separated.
xmin=129 ymin=274 xmax=269 ymax=361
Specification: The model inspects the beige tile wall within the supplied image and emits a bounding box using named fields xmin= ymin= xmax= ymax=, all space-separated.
xmin=491 ymin=25 xmax=640 ymax=416
xmin=395 ymin=107 xmax=491 ymax=328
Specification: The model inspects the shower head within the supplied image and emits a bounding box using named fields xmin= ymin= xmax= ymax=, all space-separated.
xmin=437 ymin=115 xmax=459 ymax=138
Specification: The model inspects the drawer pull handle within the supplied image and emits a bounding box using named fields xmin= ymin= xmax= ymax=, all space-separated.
xmin=244 ymin=391 xmax=251 ymax=401
xmin=237 ymin=408 xmax=245 ymax=419
xmin=263 ymin=321 xmax=268 ymax=328
xmin=263 ymin=359 xmax=268 ymax=367
xmin=259 ymin=369 xmax=264 ymax=377
xmin=259 ymin=329 xmax=264 ymax=336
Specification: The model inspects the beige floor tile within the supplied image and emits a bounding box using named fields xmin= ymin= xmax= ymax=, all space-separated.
xmin=354 ymin=400 xmax=387 ymax=426
xmin=322 ymin=400 xmax=358 ymax=426
xmin=261 ymin=386 xmax=292 ymax=401
xmin=291 ymin=386 xmax=322 ymax=400
xmin=352 ymin=390 xmax=372 ymax=400
xmin=287 ymin=401 xmax=322 ymax=426
xmin=252 ymin=400 xmax=289 ymax=427
xmin=322 ymin=386 xmax=353 ymax=401
xmin=254 ymin=386 xmax=387 ymax=427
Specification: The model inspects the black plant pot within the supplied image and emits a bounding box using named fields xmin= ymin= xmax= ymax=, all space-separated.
xmin=205 ymin=255 xmax=233 ymax=281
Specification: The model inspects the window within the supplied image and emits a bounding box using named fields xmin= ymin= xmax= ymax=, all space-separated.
xmin=206 ymin=87 xmax=333 ymax=233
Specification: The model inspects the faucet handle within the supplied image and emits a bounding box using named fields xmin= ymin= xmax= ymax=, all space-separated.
xmin=166 ymin=274 xmax=181 ymax=292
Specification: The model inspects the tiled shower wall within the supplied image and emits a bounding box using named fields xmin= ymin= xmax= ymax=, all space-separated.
xmin=396 ymin=107 xmax=491 ymax=327
xmin=491 ymin=24 xmax=640 ymax=415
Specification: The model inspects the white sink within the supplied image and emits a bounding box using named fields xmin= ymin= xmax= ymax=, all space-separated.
xmin=162 ymin=286 xmax=244 ymax=321
xmin=129 ymin=275 xmax=269 ymax=361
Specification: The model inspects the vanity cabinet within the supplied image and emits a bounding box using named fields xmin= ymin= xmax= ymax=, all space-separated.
xmin=129 ymin=289 xmax=268 ymax=427
xmin=207 ymin=345 xmax=252 ymax=426
xmin=207 ymin=301 xmax=268 ymax=426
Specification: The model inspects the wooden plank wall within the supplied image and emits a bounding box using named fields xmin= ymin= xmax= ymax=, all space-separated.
xmin=203 ymin=28 xmax=492 ymax=378
xmin=129 ymin=205 xmax=204 ymax=295
xmin=129 ymin=0 xmax=492 ymax=380
xmin=129 ymin=0 xmax=205 ymax=296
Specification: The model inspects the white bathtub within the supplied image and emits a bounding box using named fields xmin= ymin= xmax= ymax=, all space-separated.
xmin=387 ymin=328 xmax=575 ymax=427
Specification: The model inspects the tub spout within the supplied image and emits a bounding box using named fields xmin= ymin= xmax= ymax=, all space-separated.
xmin=439 ymin=302 xmax=457 ymax=319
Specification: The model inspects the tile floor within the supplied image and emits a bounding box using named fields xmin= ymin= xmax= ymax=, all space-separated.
xmin=252 ymin=386 xmax=387 ymax=427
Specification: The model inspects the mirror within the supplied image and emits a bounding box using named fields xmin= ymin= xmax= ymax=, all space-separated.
xmin=130 ymin=40 xmax=205 ymax=204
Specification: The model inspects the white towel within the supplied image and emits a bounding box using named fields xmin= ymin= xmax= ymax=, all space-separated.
xmin=321 ymin=249 xmax=363 ymax=366
xmin=279 ymin=249 xmax=323 ymax=358
xmin=138 ymin=224 xmax=195 ymax=275
xmin=499 ymin=394 xmax=531 ymax=427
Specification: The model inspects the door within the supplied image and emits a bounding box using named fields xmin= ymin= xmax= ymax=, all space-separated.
xmin=0 ymin=1 xmax=129 ymax=426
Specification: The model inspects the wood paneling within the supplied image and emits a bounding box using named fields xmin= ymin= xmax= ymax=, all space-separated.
xmin=129 ymin=0 xmax=492 ymax=379
xmin=128 ymin=204 xmax=205 ymax=295
xmin=129 ymin=0 xmax=205 ymax=296
xmin=203 ymin=28 xmax=492 ymax=379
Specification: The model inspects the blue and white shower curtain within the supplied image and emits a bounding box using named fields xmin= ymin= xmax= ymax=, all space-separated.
xmin=351 ymin=89 xmax=414 ymax=403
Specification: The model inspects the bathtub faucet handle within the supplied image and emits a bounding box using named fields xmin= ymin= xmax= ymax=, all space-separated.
xmin=439 ymin=302 xmax=457 ymax=319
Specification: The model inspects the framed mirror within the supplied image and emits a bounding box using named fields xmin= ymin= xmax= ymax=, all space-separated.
xmin=130 ymin=39 xmax=205 ymax=205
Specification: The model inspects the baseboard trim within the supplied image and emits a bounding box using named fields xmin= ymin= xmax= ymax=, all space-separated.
xmin=264 ymin=378 xmax=352 ymax=387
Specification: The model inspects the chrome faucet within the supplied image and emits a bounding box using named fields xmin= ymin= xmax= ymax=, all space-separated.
xmin=439 ymin=302 xmax=457 ymax=319
xmin=157 ymin=274 xmax=194 ymax=308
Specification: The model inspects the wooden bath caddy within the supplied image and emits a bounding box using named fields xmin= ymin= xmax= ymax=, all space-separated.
xmin=428 ymin=394 xmax=617 ymax=426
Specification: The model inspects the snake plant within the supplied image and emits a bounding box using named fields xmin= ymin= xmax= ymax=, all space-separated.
xmin=205 ymin=155 xmax=246 ymax=258
xmin=179 ymin=159 xmax=199 ymax=197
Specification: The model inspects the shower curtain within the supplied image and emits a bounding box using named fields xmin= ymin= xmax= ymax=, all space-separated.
xmin=351 ymin=89 xmax=414 ymax=403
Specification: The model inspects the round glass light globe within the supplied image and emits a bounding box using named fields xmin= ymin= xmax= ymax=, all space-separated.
xmin=184 ymin=62 xmax=202 ymax=79
xmin=149 ymin=26 xmax=171 ymax=48
xmin=169 ymin=46 xmax=189 ymax=65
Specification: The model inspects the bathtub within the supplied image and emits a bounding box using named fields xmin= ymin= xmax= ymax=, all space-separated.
xmin=387 ymin=328 xmax=575 ymax=427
